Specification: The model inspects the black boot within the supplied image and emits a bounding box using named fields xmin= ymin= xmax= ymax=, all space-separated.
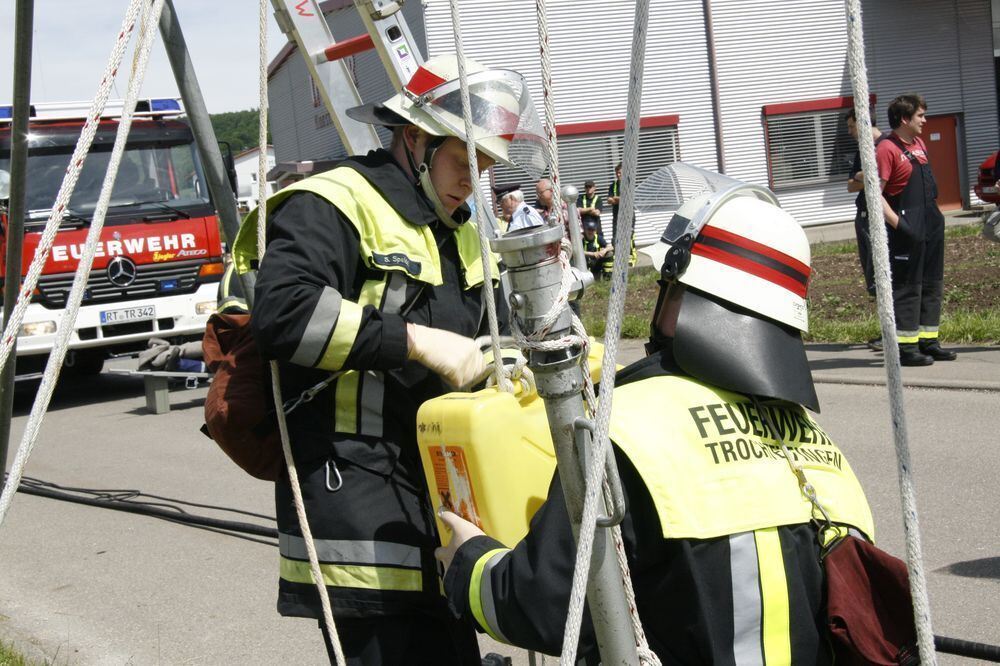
xmin=919 ymin=339 xmax=957 ymax=361
xmin=899 ymin=343 xmax=934 ymax=366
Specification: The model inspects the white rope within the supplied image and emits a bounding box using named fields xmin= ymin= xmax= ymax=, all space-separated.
xmin=843 ymin=1 xmax=937 ymax=662
xmin=254 ymin=2 xmax=344 ymax=662
xmin=534 ymin=0 xmax=565 ymax=231
xmin=0 ymin=0 xmax=144 ymax=373
xmin=256 ymin=0 xmax=268 ymax=265
xmin=0 ymin=0 xmax=160 ymax=530
xmin=446 ymin=0 xmax=514 ymax=394
xmin=556 ymin=0 xmax=660 ymax=663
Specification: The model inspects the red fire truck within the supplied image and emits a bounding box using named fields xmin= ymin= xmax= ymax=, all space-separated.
xmin=0 ymin=98 xmax=226 ymax=377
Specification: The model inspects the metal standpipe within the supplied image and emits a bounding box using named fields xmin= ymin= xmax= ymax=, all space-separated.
xmin=1 ymin=0 xmax=35 ymax=493
xmin=491 ymin=224 xmax=638 ymax=665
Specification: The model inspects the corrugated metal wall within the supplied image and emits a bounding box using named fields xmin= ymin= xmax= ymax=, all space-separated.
xmin=269 ymin=0 xmax=997 ymax=233
xmin=864 ymin=0 xmax=998 ymax=205
xmin=710 ymin=0 xmax=858 ymax=227
xmin=423 ymin=0 xmax=716 ymax=244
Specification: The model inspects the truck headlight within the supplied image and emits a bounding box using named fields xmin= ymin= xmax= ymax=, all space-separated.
xmin=195 ymin=301 xmax=217 ymax=315
xmin=21 ymin=321 xmax=56 ymax=336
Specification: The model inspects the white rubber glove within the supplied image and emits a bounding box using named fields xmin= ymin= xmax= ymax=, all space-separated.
xmin=434 ymin=508 xmax=486 ymax=574
xmin=406 ymin=323 xmax=488 ymax=389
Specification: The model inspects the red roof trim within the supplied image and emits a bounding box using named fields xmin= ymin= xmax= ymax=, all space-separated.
xmin=555 ymin=114 xmax=680 ymax=137
xmin=762 ymin=94 xmax=877 ymax=117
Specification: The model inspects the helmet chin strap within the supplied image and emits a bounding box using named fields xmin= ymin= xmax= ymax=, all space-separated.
xmin=405 ymin=134 xmax=458 ymax=229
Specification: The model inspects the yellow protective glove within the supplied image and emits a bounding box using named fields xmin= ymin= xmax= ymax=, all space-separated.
xmin=406 ymin=323 xmax=488 ymax=389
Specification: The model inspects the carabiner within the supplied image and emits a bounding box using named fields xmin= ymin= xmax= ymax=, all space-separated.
xmin=325 ymin=459 xmax=344 ymax=492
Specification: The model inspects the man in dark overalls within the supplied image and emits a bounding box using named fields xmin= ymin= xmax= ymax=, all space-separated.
xmin=875 ymin=93 xmax=956 ymax=366
xmin=846 ymin=108 xmax=885 ymax=351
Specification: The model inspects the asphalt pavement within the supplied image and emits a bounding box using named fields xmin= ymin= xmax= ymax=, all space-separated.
xmin=1 ymin=339 xmax=998 ymax=665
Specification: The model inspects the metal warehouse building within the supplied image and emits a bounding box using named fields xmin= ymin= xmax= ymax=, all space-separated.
xmin=268 ymin=0 xmax=999 ymax=245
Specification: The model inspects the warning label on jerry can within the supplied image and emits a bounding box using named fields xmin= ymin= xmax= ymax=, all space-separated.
xmin=430 ymin=446 xmax=483 ymax=529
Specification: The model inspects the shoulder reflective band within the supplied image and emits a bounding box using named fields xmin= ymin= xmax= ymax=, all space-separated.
xmin=692 ymin=225 xmax=810 ymax=298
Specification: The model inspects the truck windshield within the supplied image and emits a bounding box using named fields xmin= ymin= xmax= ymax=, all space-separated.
xmin=0 ymin=121 xmax=212 ymax=226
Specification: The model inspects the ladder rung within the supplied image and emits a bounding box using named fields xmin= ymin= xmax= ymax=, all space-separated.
xmin=318 ymin=33 xmax=376 ymax=64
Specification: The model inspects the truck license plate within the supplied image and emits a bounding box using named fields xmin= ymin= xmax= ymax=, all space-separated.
xmin=101 ymin=305 xmax=155 ymax=325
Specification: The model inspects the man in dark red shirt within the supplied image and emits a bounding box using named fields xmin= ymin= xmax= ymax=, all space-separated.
xmin=874 ymin=93 xmax=955 ymax=366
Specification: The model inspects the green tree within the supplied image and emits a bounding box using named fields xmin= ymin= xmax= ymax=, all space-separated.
xmin=208 ymin=109 xmax=270 ymax=154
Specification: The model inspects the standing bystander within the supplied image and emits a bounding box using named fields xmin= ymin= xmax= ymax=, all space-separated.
xmin=493 ymin=183 xmax=522 ymax=234
xmin=577 ymin=179 xmax=603 ymax=233
xmin=534 ymin=177 xmax=567 ymax=226
xmin=875 ymin=93 xmax=956 ymax=366
xmin=606 ymin=162 xmax=636 ymax=266
xmin=845 ymin=108 xmax=885 ymax=351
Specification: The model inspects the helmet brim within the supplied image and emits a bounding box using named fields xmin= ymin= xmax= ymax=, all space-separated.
xmin=345 ymin=102 xmax=412 ymax=127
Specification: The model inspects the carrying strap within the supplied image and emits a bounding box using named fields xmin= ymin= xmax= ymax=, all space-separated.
xmin=751 ymin=395 xmax=837 ymax=547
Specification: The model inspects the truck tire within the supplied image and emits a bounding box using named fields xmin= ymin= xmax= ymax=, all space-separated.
xmin=64 ymin=349 xmax=106 ymax=376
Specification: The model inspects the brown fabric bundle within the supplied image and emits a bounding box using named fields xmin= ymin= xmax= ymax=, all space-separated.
xmin=201 ymin=313 xmax=284 ymax=481
xmin=825 ymin=535 xmax=921 ymax=665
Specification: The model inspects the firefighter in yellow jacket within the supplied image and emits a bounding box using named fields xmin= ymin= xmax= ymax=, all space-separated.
xmin=236 ymin=55 xmax=547 ymax=664
xmin=437 ymin=179 xmax=875 ymax=664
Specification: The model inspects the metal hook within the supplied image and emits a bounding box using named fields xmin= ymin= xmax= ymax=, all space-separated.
xmin=325 ymin=459 xmax=343 ymax=492
xmin=573 ymin=417 xmax=627 ymax=528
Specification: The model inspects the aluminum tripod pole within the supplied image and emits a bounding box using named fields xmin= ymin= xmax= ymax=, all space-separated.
xmin=157 ymin=0 xmax=255 ymax=306
xmin=0 ymin=0 xmax=35 ymax=493
xmin=492 ymin=224 xmax=638 ymax=665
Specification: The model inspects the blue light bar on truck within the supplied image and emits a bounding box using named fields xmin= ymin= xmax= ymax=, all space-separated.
xmin=0 ymin=98 xmax=184 ymax=123
xmin=149 ymin=98 xmax=181 ymax=112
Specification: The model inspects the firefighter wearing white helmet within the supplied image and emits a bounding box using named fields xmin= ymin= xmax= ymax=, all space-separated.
xmin=436 ymin=166 xmax=876 ymax=664
xmin=234 ymin=55 xmax=546 ymax=664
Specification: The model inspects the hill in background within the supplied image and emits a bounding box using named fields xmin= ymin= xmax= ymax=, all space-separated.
xmin=208 ymin=109 xmax=270 ymax=154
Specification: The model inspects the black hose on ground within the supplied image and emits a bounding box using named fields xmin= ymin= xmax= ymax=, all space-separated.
xmin=935 ymin=634 xmax=1000 ymax=662
xmin=13 ymin=477 xmax=277 ymax=539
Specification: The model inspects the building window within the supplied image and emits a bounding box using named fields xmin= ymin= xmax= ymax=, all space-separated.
xmin=491 ymin=115 xmax=681 ymax=205
xmin=763 ymin=96 xmax=873 ymax=189
xmin=310 ymin=77 xmax=322 ymax=108
xmin=315 ymin=111 xmax=333 ymax=130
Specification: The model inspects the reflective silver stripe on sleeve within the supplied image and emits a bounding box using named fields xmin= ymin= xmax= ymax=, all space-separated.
xmin=479 ymin=549 xmax=511 ymax=644
xmin=358 ymin=370 xmax=385 ymax=438
xmin=279 ymin=533 xmax=422 ymax=568
xmin=730 ymin=531 xmax=764 ymax=666
xmin=291 ymin=286 xmax=343 ymax=367
xmin=382 ymin=272 xmax=408 ymax=315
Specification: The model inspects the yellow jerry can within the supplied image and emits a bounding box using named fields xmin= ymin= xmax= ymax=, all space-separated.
xmin=417 ymin=341 xmax=607 ymax=547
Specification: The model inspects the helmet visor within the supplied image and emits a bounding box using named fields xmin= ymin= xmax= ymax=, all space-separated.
xmin=635 ymin=162 xmax=779 ymax=246
xmin=405 ymin=69 xmax=549 ymax=179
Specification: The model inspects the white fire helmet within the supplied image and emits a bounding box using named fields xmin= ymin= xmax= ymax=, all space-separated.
xmin=379 ymin=55 xmax=548 ymax=179
xmin=639 ymin=164 xmax=811 ymax=332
